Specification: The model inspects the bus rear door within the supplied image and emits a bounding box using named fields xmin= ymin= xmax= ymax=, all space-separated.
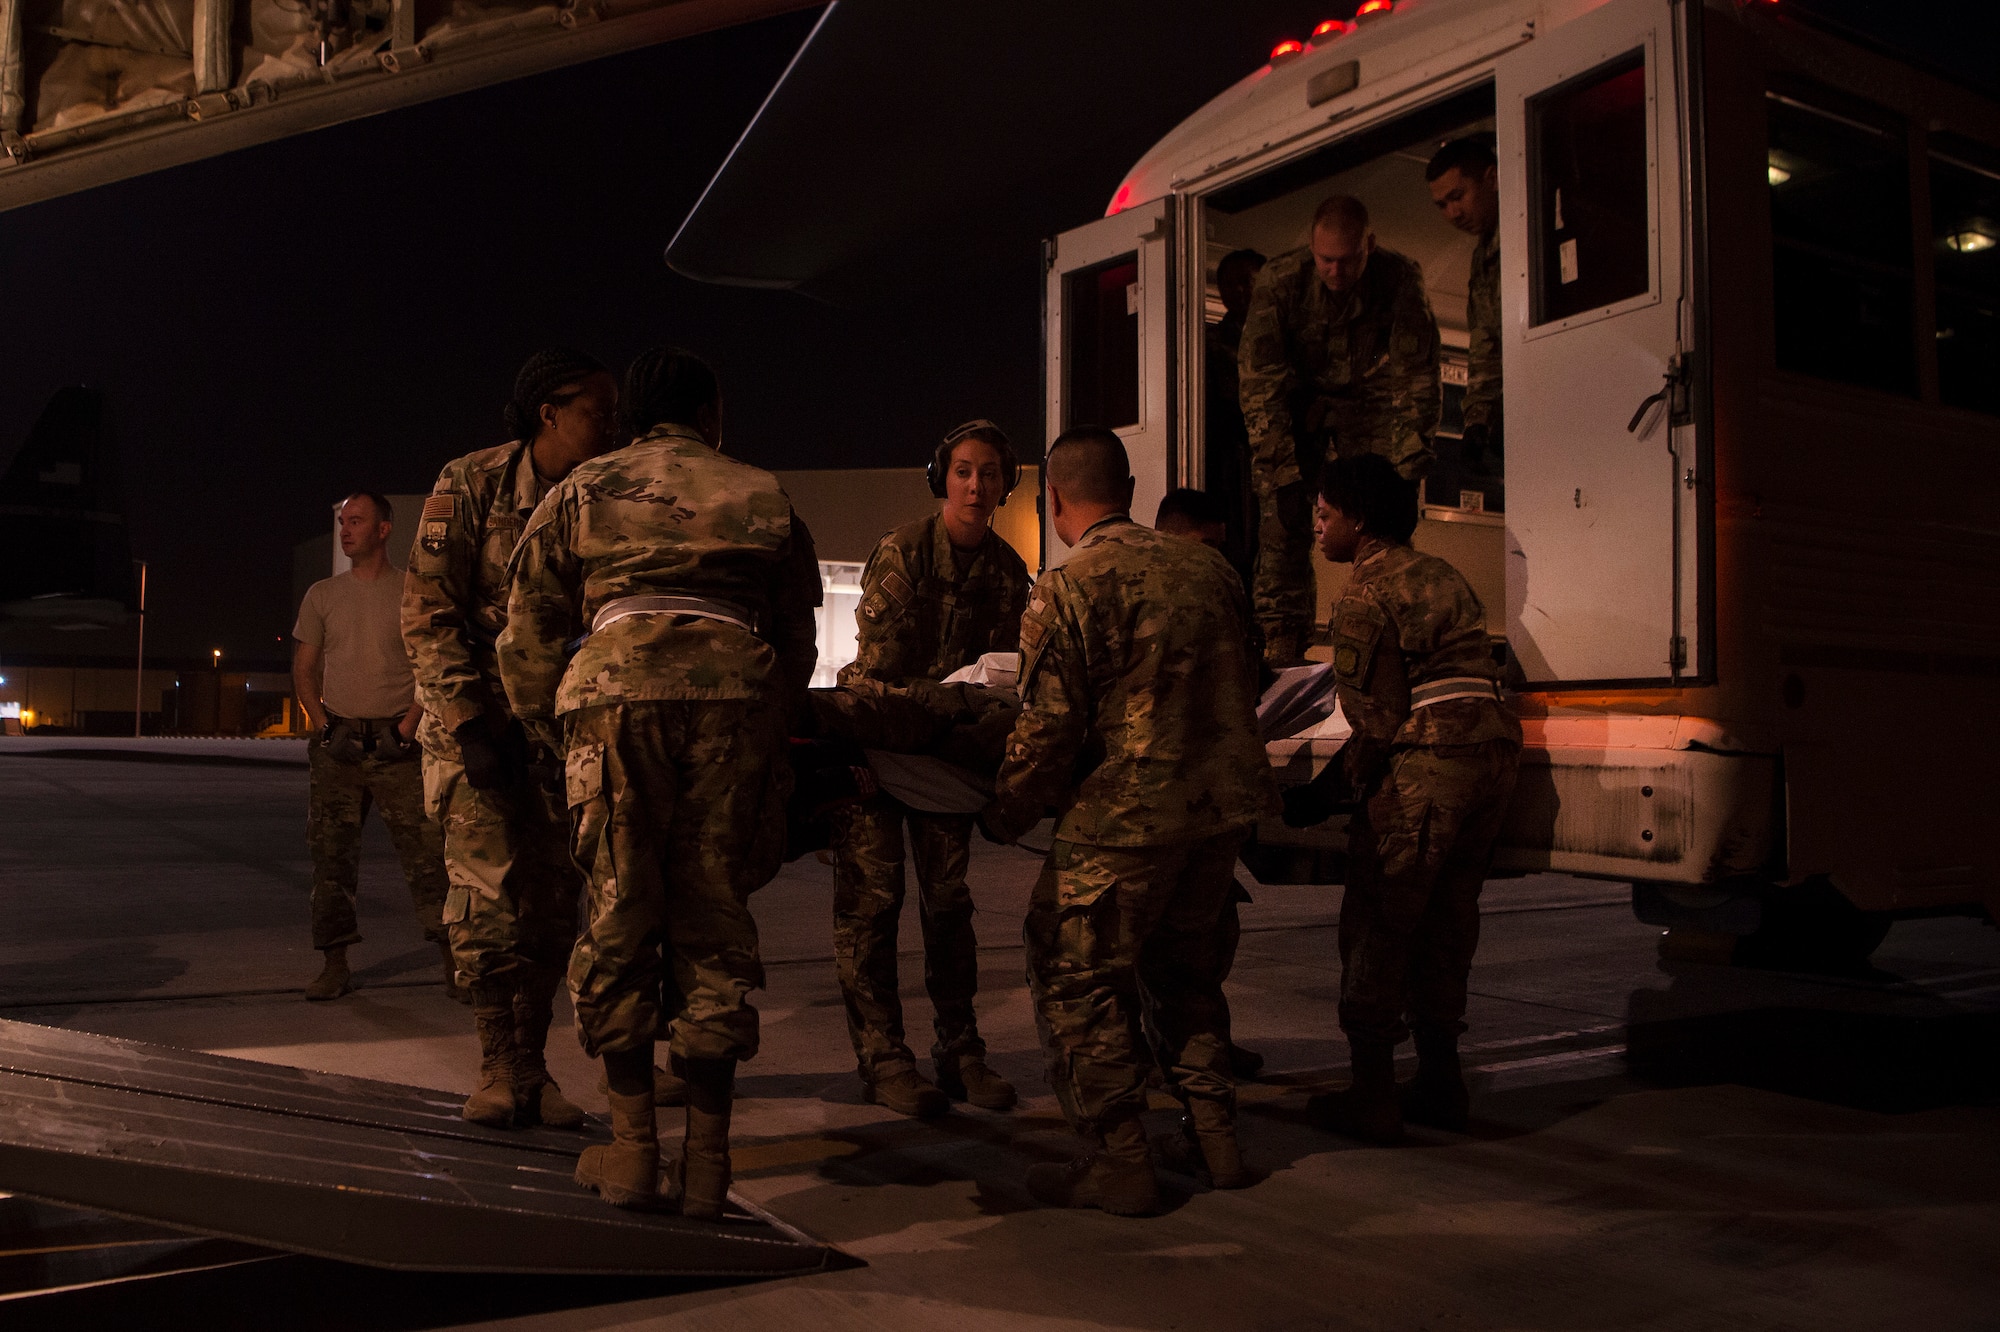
xmin=1496 ymin=0 xmax=1702 ymax=685
xmin=1042 ymin=198 xmax=1178 ymax=566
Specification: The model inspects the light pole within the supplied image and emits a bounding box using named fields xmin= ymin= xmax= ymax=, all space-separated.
xmin=132 ymin=560 xmax=148 ymax=739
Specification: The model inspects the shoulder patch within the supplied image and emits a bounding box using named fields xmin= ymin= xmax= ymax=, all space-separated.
xmin=422 ymin=493 xmax=456 ymax=521
xmin=1331 ymin=603 xmax=1385 ymax=690
xmin=882 ymin=570 xmax=914 ymax=609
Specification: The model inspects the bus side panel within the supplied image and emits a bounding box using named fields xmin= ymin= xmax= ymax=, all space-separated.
xmin=1701 ymin=5 xmax=2000 ymax=917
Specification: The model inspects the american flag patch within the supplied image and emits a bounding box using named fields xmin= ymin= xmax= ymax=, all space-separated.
xmin=422 ymin=493 xmax=455 ymax=521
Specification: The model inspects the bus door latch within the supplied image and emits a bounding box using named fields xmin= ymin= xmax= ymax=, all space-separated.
xmin=1627 ymin=354 xmax=1689 ymax=434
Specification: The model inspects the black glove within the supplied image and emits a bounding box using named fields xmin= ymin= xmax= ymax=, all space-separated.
xmin=455 ymin=716 xmax=523 ymax=792
xmin=1281 ymin=768 xmax=1356 ymax=829
xmin=975 ymin=804 xmax=1011 ymax=846
xmin=1274 ymin=478 xmax=1314 ymax=534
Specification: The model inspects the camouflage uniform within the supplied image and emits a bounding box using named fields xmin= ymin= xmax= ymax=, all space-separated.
xmin=1328 ymin=536 xmax=1521 ymax=1048
xmin=307 ymin=720 xmax=448 ymax=949
xmin=988 ymin=518 xmax=1276 ymax=1137
xmin=1239 ymin=245 xmax=1442 ymax=658
xmin=498 ymin=423 xmax=820 ymax=1060
xmin=1461 ymin=228 xmax=1502 ymax=445
xmin=403 ymin=440 xmax=582 ymax=994
xmin=832 ymin=514 xmax=1031 ymax=1079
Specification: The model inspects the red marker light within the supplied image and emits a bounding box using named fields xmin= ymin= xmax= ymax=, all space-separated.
xmin=1356 ymin=0 xmax=1394 ymax=16
xmin=1107 ymin=182 xmax=1135 ymax=217
xmin=1269 ymin=38 xmax=1305 ymax=61
xmin=1310 ymin=19 xmax=1352 ymax=41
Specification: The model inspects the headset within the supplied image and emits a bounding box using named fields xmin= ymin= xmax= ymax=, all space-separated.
xmin=927 ymin=419 xmax=1021 ymax=501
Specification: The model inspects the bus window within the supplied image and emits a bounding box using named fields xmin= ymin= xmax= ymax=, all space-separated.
xmin=1527 ymin=50 xmax=1650 ymax=326
xmin=1931 ymin=136 xmax=2000 ymax=416
xmin=1765 ymin=85 xmax=1914 ymax=396
xmin=1063 ymin=255 xmax=1141 ymax=429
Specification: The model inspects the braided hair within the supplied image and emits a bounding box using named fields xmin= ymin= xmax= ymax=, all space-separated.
xmin=622 ymin=345 xmax=719 ymax=437
xmin=503 ymin=347 xmax=607 ymax=442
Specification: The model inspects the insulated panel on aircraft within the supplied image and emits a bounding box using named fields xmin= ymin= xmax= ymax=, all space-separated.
xmin=0 ymin=1019 xmax=831 ymax=1277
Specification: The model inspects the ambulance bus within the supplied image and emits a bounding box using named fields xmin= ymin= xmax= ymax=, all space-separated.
xmin=1038 ymin=0 xmax=2000 ymax=961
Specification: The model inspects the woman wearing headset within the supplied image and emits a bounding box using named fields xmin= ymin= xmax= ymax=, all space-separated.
xmin=832 ymin=420 xmax=1032 ymax=1118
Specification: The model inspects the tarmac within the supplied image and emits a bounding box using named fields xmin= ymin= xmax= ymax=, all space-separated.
xmin=1 ymin=737 xmax=1997 ymax=1329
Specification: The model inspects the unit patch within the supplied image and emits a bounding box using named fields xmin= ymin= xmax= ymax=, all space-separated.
xmin=420 ymin=521 xmax=449 ymax=556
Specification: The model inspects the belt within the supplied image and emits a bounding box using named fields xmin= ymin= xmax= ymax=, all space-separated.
xmin=1409 ymin=676 xmax=1503 ymax=709
xmin=590 ymin=594 xmax=757 ymax=638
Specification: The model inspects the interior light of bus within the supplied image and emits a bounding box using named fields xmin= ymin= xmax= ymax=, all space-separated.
xmin=1767 ymin=163 xmax=1791 ymax=186
xmin=1269 ymin=39 xmax=1305 ymax=62
xmin=1310 ymin=19 xmax=1352 ymax=42
xmin=1355 ymin=0 xmax=1394 ymax=20
xmin=1945 ymin=229 xmax=1997 ymax=253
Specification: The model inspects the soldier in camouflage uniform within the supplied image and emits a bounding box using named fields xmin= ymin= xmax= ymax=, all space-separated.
xmin=500 ymin=346 xmax=820 ymax=1218
xmin=982 ymin=426 xmax=1277 ymax=1216
xmin=1427 ymin=137 xmax=1503 ymax=486
xmin=1239 ymin=194 xmax=1442 ymax=665
xmin=833 ymin=420 xmax=1032 ymax=1119
xmin=1282 ymin=453 xmax=1521 ymax=1143
xmin=403 ymin=348 xmax=617 ymax=1131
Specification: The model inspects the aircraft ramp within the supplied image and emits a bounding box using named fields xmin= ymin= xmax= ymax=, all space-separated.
xmin=0 ymin=1018 xmax=832 ymax=1277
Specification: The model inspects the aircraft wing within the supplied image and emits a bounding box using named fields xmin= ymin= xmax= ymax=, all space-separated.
xmin=663 ymin=0 xmax=1299 ymax=294
xmin=0 ymin=0 xmax=817 ymax=212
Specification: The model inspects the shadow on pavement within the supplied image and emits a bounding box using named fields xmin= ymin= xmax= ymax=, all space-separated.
xmin=2 ymin=1253 xmax=746 ymax=1331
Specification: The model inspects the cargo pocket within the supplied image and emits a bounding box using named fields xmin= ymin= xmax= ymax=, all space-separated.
xmin=441 ymin=885 xmax=471 ymax=926
xmin=1050 ymin=839 xmax=1118 ymax=912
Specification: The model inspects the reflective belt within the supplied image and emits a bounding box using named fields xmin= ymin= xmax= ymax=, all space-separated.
xmin=590 ymin=594 xmax=757 ymax=638
xmin=1409 ymin=676 xmax=1503 ymax=709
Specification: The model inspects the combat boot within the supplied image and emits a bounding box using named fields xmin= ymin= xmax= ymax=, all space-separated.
xmin=511 ymin=970 xmax=585 ymax=1130
xmin=666 ymin=1056 xmax=735 ymax=1221
xmin=596 ymin=1064 xmax=689 ymax=1107
xmin=1402 ymin=1027 xmax=1470 ymax=1132
xmin=1184 ymin=1098 xmax=1252 ymax=1189
xmin=437 ymin=939 xmax=469 ymax=1005
xmin=935 ymin=1052 xmax=1017 ymax=1110
xmin=863 ymin=1066 xmax=949 ymax=1119
xmin=574 ymin=1089 xmax=661 ymax=1209
xmin=1307 ymin=1039 xmax=1404 ymax=1145
xmin=303 ymin=946 xmax=350 ymax=1002
xmin=1027 ymin=1118 xmax=1161 ymax=1216
xmin=462 ymin=984 xmax=519 ymax=1127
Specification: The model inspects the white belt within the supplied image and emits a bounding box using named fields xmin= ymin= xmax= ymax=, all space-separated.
xmin=590 ymin=594 xmax=756 ymax=637
xmin=1409 ymin=676 xmax=1502 ymax=709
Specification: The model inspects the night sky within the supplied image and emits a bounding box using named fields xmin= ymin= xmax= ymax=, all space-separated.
xmin=0 ymin=1 xmax=1990 ymax=666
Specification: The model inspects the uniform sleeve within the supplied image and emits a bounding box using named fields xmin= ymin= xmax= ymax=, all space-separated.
xmin=1237 ymin=266 xmax=1302 ymax=492
xmin=768 ymin=508 xmax=825 ymax=712
xmin=1377 ymin=262 xmax=1443 ymax=480
xmin=292 ymin=584 xmax=325 ymax=646
xmin=1461 ymin=242 xmax=1502 ymax=433
xmin=400 ymin=464 xmax=486 ymax=732
xmin=840 ymin=530 xmax=924 ymax=686
xmin=1327 ymin=583 xmax=1402 ymax=795
xmin=496 ymin=489 xmax=581 ymax=723
xmin=986 ymin=575 xmax=1091 ymax=842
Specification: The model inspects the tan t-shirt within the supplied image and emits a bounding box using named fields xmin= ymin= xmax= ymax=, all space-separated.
xmin=294 ymin=569 xmax=415 ymax=719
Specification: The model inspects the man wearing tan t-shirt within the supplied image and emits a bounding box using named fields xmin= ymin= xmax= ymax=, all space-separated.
xmin=293 ymin=492 xmax=452 ymax=1002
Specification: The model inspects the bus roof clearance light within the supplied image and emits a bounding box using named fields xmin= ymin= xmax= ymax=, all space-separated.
xmin=1355 ymin=0 xmax=1394 ymax=20
xmin=1269 ymin=39 xmax=1305 ymax=63
xmin=1310 ymin=20 xmax=1352 ymax=43
xmin=1944 ymin=229 xmax=1996 ymax=253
